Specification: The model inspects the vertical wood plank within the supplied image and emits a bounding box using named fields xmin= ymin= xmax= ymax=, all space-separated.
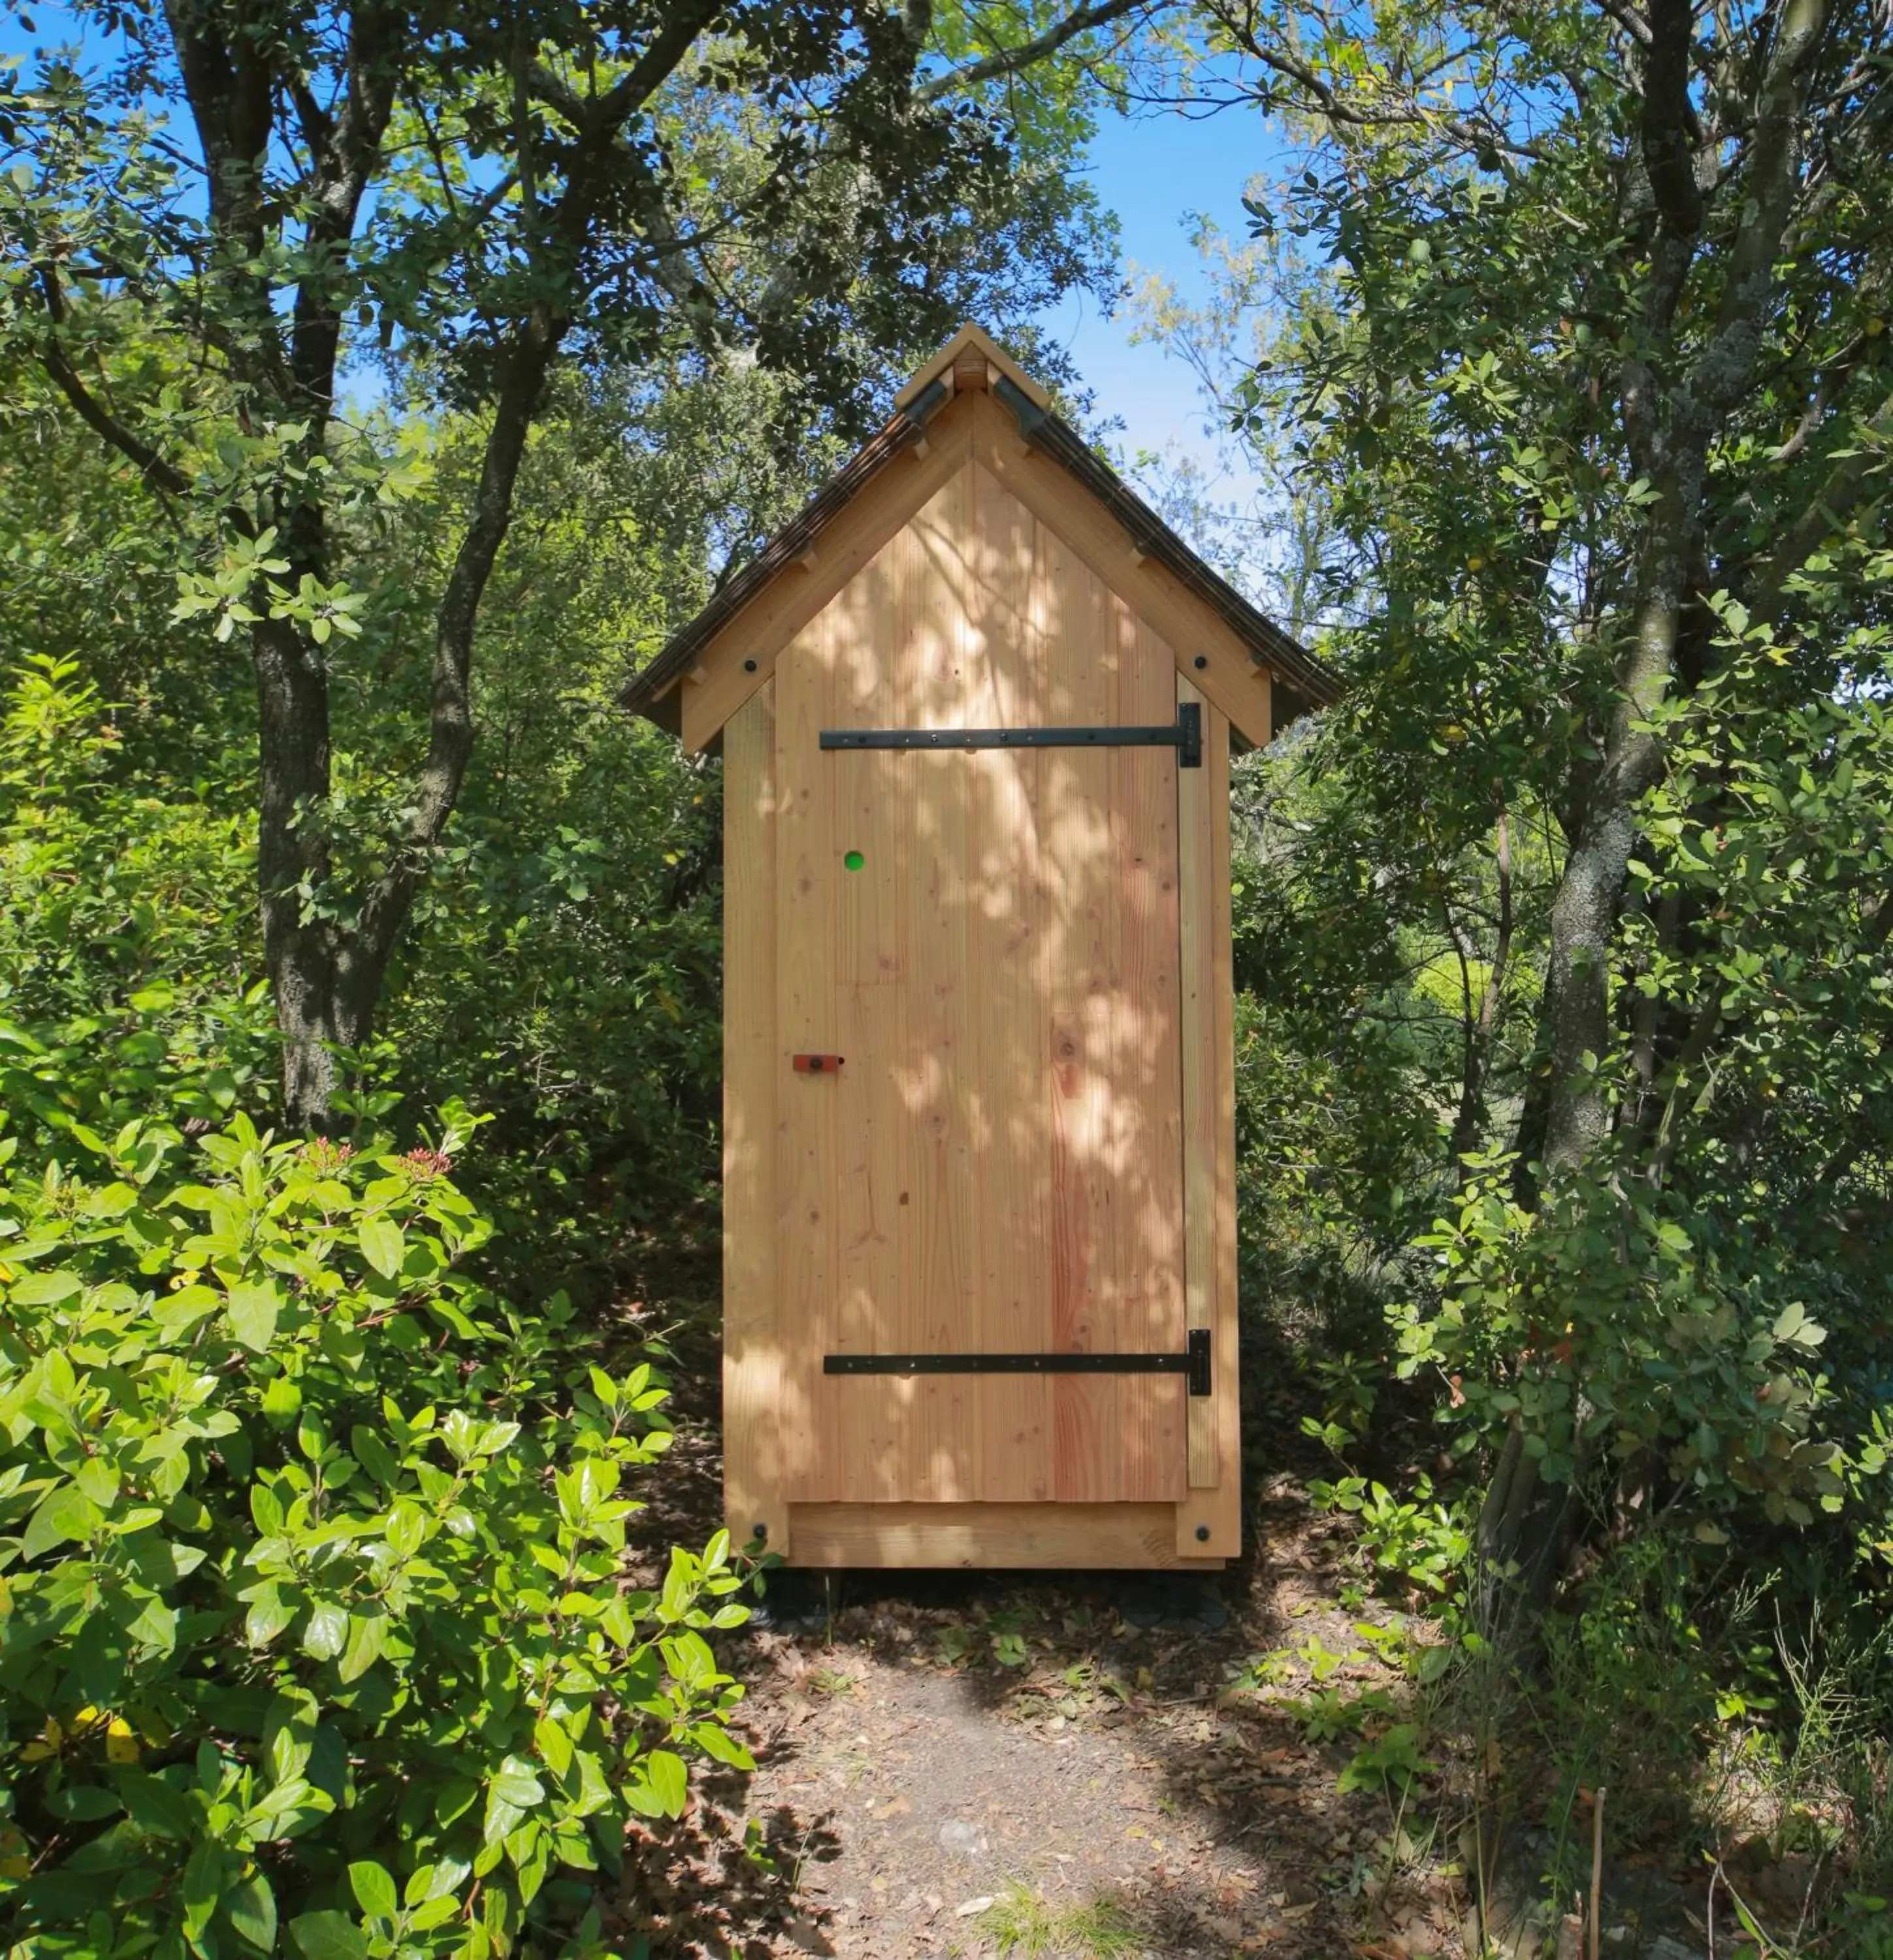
xmin=1209 ymin=698 xmax=1243 ymax=1544
xmin=1176 ymin=672 xmax=1218 ymax=1490
xmin=1038 ymin=522 xmax=1120 ymax=1503
xmin=830 ymin=550 xmax=904 ymax=1503
xmin=775 ymin=611 xmax=841 ymax=1501
xmin=965 ymin=461 xmax=1053 ymax=1498
xmin=1110 ymin=608 xmax=1186 ymax=1501
xmin=892 ymin=467 xmax=980 ymax=1499
xmin=722 ymin=682 xmax=786 ymax=1553
xmin=1175 ymin=696 xmax=1242 ymax=1557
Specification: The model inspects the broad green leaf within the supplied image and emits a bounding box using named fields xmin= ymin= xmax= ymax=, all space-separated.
xmin=226 ymin=1279 xmax=282 ymax=1352
xmin=664 ymin=1630 xmax=718 ymax=1690
xmin=357 ymin=1218 xmax=404 ymax=1280
xmin=384 ymin=1502 xmax=427 ymax=1560
xmin=641 ymin=1748 xmax=688 ymax=1818
xmin=489 ymin=1756 xmax=544 ymax=1810
xmin=225 ymin=1874 xmax=278 ymax=1953
xmin=690 ymin=1723 xmax=755 ymax=1771
xmin=261 ymin=1374 xmax=302 ymax=1422
xmin=289 ymin=1910 xmax=369 ymax=1960
xmin=348 ymin=1860 xmax=398 ymax=1921
xmin=10 ymin=1268 xmax=82 ymax=1306
xmin=44 ymin=1783 xmax=123 ymax=1821
xmin=117 ymin=1769 xmax=196 ymax=1841
xmin=337 ymin=1609 xmax=387 ymax=1683
xmin=246 ymin=1586 xmax=294 ymax=1648
xmin=22 ymin=1480 xmax=101 ymax=1560
xmin=182 ymin=1838 xmax=228 ymax=1940
xmin=264 ymin=1690 xmax=317 ymax=1784
xmin=351 ymin=1427 xmax=402 ymax=1488
xmin=302 ymin=1601 xmax=348 ymax=1661
xmin=534 ymin=1716 xmax=574 ymax=1779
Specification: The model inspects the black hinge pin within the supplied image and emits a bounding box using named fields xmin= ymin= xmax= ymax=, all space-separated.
xmin=1186 ymin=1328 xmax=1212 ymax=1397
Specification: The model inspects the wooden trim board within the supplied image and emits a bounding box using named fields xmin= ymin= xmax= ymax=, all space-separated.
xmin=681 ymin=403 xmax=976 ymax=752
xmin=722 ymin=683 xmax=789 ymax=1556
xmin=790 ymin=1503 xmax=1225 ymax=1570
xmin=1171 ymin=689 xmax=1241 ymax=1560
xmin=1178 ymin=672 xmax=1218 ymax=1493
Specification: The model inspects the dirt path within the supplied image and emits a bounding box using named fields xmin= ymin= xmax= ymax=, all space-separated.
xmin=613 ymin=1415 xmax=1468 ymax=1960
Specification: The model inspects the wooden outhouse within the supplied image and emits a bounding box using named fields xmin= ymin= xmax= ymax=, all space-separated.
xmin=622 ymin=327 xmax=1340 ymax=1570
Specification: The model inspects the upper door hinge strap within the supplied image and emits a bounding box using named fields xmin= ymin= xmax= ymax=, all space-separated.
xmin=821 ymin=702 xmax=1201 ymax=767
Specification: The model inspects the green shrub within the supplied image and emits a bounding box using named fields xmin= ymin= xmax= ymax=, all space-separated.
xmin=0 ymin=1111 xmax=749 ymax=1958
xmin=1309 ymin=1472 xmax=1473 ymax=1597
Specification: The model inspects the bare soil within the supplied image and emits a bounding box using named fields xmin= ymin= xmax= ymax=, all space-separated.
xmin=607 ymin=1348 xmax=1472 ymax=1960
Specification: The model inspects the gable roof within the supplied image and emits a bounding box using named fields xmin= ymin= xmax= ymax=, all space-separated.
xmin=619 ymin=325 xmax=1341 ymax=742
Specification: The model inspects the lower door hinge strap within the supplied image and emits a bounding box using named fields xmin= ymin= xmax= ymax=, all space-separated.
xmin=826 ymin=1331 xmax=1212 ymax=1398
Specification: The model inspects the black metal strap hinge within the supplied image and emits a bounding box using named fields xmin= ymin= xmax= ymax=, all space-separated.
xmin=821 ymin=702 xmax=1201 ymax=769
xmin=826 ymin=1328 xmax=1211 ymax=1397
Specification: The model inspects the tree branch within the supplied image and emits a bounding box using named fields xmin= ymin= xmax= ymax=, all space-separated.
xmin=1593 ymin=0 xmax=1655 ymax=52
xmin=1691 ymin=0 xmax=1832 ymax=417
xmin=1640 ymin=0 xmax=1705 ymax=240
xmin=339 ymin=8 xmax=726 ymax=1007
xmin=595 ymin=1 xmax=727 ymax=129
xmin=916 ymin=0 xmax=1163 ymax=100
xmin=1195 ymin=3 xmax=1553 ymax=162
xmin=1747 ymin=387 xmax=1893 ymax=622
xmin=35 ymin=270 xmax=192 ymax=500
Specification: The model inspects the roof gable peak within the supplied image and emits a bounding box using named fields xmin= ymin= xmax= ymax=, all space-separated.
xmin=895 ymin=323 xmax=1050 ymax=414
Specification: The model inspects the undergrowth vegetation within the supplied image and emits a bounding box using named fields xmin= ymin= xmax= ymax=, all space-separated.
xmin=0 ymin=1111 xmax=751 ymax=1957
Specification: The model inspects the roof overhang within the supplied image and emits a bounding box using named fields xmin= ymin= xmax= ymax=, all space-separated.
xmin=620 ymin=325 xmax=1340 ymax=747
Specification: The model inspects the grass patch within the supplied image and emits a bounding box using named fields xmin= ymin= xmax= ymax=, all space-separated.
xmin=977 ymin=1881 xmax=1144 ymax=1958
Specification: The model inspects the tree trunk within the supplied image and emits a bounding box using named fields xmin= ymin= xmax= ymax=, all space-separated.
xmin=251 ymin=615 xmax=347 ymax=1128
xmin=1538 ymin=473 xmax=1694 ymax=1171
xmin=250 ymin=327 xmax=559 ymax=1128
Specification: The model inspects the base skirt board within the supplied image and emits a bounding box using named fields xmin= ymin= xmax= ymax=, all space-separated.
xmin=785 ymin=1501 xmax=1226 ymax=1570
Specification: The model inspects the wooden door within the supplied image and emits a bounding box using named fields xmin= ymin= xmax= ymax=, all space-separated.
xmin=775 ymin=463 xmax=1189 ymax=1506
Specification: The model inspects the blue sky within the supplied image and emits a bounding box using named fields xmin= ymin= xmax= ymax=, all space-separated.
xmin=1044 ymin=105 xmax=1250 ymax=455
xmin=1037 ymin=97 xmax=1283 ymax=517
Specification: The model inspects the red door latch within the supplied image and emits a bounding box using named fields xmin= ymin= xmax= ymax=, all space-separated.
xmin=792 ymin=1053 xmax=845 ymax=1073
